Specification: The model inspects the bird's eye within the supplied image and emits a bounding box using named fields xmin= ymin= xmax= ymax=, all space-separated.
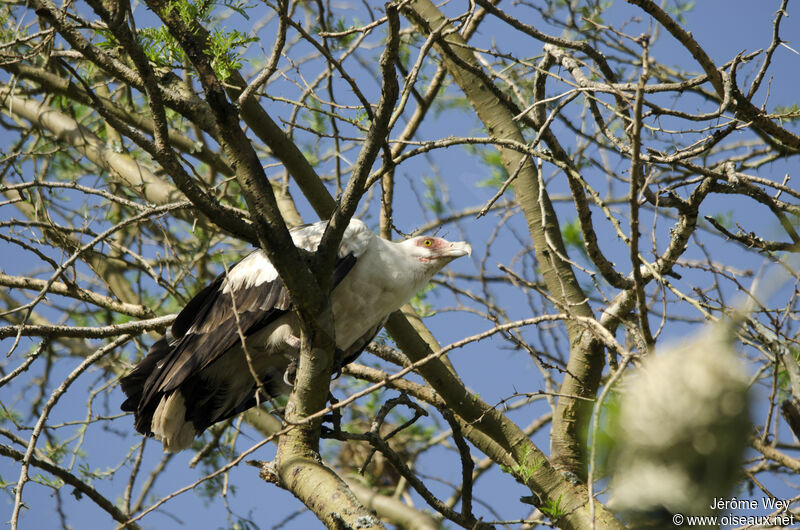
xmin=423 ymin=238 xmax=433 ymax=247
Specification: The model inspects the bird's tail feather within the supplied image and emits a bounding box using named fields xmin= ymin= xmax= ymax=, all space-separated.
xmin=151 ymin=391 xmax=196 ymax=453
xmin=120 ymin=337 xmax=171 ymax=435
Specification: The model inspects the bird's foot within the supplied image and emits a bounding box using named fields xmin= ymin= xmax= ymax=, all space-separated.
xmin=284 ymin=334 xmax=300 ymax=350
xmin=330 ymin=348 xmax=348 ymax=380
xmin=282 ymin=359 xmax=297 ymax=387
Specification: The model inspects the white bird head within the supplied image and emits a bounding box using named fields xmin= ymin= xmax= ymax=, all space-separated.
xmin=398 ymin=235 xmax=472 ymax=269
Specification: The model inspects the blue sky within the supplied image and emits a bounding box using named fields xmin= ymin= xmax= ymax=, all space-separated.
xmin=1 ymin=1 xmax=799 ymax=528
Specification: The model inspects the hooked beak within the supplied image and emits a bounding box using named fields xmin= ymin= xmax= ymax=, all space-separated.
xmin=441 ymin=241 xmax=472 ymax=259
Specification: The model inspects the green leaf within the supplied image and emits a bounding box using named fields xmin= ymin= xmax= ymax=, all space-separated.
xmin=422 ymin=176 xmax=446 ymax=216
xmin=31 ymin=473 xmax=64 ymax=489
xmin=710 ymin=211 xmax=733 ymax=229
xmin=500 ymin=445 xmax=543 ymax=483
xmin=561 ymin=218 xmax=586 ymax=257
xmin=472 ymin=149 xmax=509 ymax=190
xmin=541 ymin=494 xmax=566 ymax=519
xmin=410 ymin=282 xmax=436 ymax=317
xmin=43 ymin=441 xmax=68 ymax=465
xmin=773 ymin=103 xmax=800 ymax=125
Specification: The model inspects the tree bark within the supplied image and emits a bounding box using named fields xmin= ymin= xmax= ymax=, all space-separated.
xmin=402 ymin=0 xmax=606 ymax=481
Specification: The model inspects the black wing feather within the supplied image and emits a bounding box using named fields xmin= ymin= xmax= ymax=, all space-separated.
xmin=142 ymin=277 xmax=289 ymax=400
xmin=121 ymin=249 xmax=361 ymax=436
xmin=170 ymin=274 xmax=224 ymax=339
